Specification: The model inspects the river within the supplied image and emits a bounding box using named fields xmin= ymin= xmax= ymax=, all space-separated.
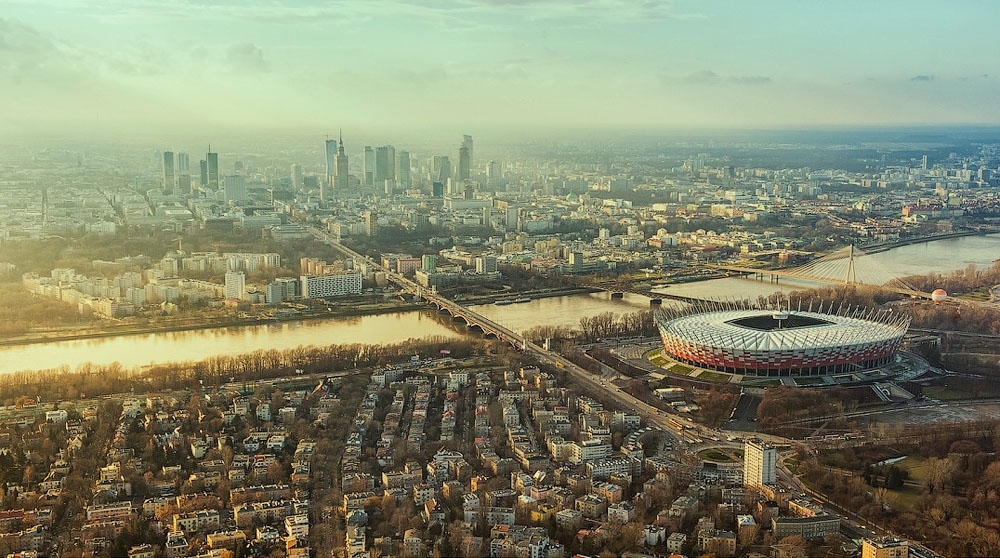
xmin=1 ymin=234 xmax=997 ymax=375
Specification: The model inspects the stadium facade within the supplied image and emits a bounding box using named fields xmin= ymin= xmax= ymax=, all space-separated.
xmin=655 ymin=300 xmax=910 ymax=377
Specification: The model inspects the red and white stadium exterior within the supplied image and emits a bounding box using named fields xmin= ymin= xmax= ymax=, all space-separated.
xmin=656 ymin=302 xmax=910 ymax=377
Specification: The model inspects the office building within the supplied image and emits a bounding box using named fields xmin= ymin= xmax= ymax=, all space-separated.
xmin=290 ymin=164 xmax=301 ymax=189
xmin=488 ymin=161 xmax=503 ymax=188
xmin=743 ymin=438 xmax=776 ymax=489
xmin=458 ymin=145 xmax=471 ymax=181
xmin=363 ymin=146 xmax=375 ymax=186
xmin=432 ymin=156 xmax=451 ymax=182
xmin=177 ymin=152 xmax=190 ymax=174
xmin=224 ymin=175 xmax=248 ymax=203
xmin=162 ymin=151 xmax=175 ymax=192
xmin=462 ymin=134 xmax=473 ymax=169
xmin=325 ymin=138 xmax=337 ymax=183
xmin=375 ymin=145 xmax=395 ymax=183
xmin=199 ymin=159 xmax=208 ymax=187
xmin=397 ymin=151 xmax=410 ymax=188
xmin=177 ymin=153 xmax=191 ymax=194
xmin=207 ymin=149 xmax=219 ymax=189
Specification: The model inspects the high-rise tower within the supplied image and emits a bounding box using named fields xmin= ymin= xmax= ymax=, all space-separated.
xmin=457 ymin=145 xmax=471 ymax=181
xmin=325 ymin=138 xmax=337 ymax=184
xmin=363 ymin=146 xmax=375 ymax=186
xmin=375 ymin=145 xmax=395 ymax=183
xmin=462 ymin=134 xmax=473 ymax=169
xmin=334 ymin=131 xmax=350 ymax=190
xmin=206 ymin=147 xmax=219 ymax=189
xmin=199 ymin=160 xmax=208 ymax=188
xmin=397 ymin=151 xmax=411 ymax=188
xmin=162 ymin=151 xmax=175 ymax=192
xmin=743 ymin=438 xmax=776 ymax=489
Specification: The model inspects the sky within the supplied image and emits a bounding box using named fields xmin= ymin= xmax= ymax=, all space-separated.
xmin=2 ymin=0 xmax=1000 ymax=138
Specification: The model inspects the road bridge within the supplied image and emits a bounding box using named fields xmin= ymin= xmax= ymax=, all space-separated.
xmin=706 ymin=244 xmax=934 ymax=299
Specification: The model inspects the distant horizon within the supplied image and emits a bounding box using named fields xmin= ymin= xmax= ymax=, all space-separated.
xmin=3 ymin=1 xmax=1000 ymax=138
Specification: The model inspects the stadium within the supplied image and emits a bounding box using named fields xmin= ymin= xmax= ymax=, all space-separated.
xmin=655 ymin=300 xmax=910 ymax=377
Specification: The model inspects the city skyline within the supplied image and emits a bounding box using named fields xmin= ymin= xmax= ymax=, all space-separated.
xmin=2 ymin=0 xmax=1000 ymax=138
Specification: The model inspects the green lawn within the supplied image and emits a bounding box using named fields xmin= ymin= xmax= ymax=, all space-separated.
xmin=896 ymin=455 xmax=930 ymax=482
xmin=698 ymin=449 xmax=736 ymax=462
xmin=922 ymin=385 xmax=975 ymax=400
xmin=669 ymin=364 xmax=693 ymax=375
xmin=891 ymin=485 xmax=923 ymax=511
xmin=694 ymin=370 xmax=731 ymax=383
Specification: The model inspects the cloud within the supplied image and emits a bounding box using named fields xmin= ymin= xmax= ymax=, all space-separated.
xmin=910 ymin=75 xmax=934 ymax=82
xmin=730 ymin=75 xmax=771 ymax=85
xmin=225 ymin=43 xmax=268 ymax=73
xmin=660 ymin=70 xmax=772 ymax=86
xmin=0 ymin=0 xmax=703 ymax=28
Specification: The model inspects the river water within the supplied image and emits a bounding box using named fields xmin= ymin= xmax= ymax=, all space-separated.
xmin=2 ymin=235 xmax=998 ymax=375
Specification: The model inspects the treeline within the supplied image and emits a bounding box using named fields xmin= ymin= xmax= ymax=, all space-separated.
xmin=0 ymin=284 xmax=93 ymax=335
xmin=756 ymin=386 xmax=857 ymax=436
xmin=783 ymin=280 xmax=1000 ymax=338
xmin=803 ymin=419 xmax=1000 ymax=557
xmin=903 ymin=261 xmax=1000 ymax=296
xmin=523 ymin=310 xmax=659 ymax=344
xmin=0 ymin=336 xmax=484 ymax=404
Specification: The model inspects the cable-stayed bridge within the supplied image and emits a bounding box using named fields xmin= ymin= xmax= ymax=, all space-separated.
xmin=707 ymin=245 xmax=932 ymax=298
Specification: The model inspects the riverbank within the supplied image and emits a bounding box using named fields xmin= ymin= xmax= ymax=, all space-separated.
xmin=0 ymin=286 xmax=604 ymax=348
xmin=860 ymin=230 xmax=983 ymax=254
xmin=0 ymin=300 xmax=430 ymax=348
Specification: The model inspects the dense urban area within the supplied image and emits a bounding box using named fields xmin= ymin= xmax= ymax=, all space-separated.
xmin=1 ymin=129 xmax=1000 ymax=558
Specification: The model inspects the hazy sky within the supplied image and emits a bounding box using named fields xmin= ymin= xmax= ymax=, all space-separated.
xmin=2 ymin=0 xmax=1000 ymax=137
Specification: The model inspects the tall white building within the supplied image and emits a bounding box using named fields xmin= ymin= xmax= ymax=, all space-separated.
xmin=224 ymin=175 xmax=248 ymax=203
xmin=224 ymin=271 xmax=246 ymax=300
xmin=743 ymin=438 xmax=776 ymax=489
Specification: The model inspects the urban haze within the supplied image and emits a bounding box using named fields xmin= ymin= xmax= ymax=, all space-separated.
xmin=1 ymin=2 xmax=1000 ymax=558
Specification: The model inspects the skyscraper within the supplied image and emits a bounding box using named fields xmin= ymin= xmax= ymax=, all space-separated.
xmin=290 ymin=164 xmax=302 ymax=189
xmin=375 ymin=145 xmax=395 ymax=183
xmin=363 ymin=146 xmax=375 ymax=186
xmin=334 ymin=132 xmax=350 ymax=190
xmin=325 ymin=138 xmax=337 ymax=184
xmin=199 ymin=160 xmax=208 ymax=188
xmin=162 ymin=151 xmax=175 ymax=192
xmin=177 ymin=152 xmax=190 ymax=174
xmin=433 ymin=156 xmax=452 ymax=183
xmin=397 ymin=151 xmax=411 ymax=188
xmin=206 ymin=148 xmax=219 ymax=189
xmin=462 ymin=134 xmax=474 ymax=169
xmin=743 ymin=438 xmax=776 ymax=489
xmin=224 ymin=175 xmax=247 ymax=203
xmin=457 ymin=145 xmax=471 ymax=181
xmin=488 ymin=160 xmax=503 ymax=189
